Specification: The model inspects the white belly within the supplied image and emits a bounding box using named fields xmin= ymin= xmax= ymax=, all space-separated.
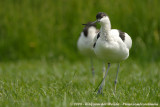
xmin=94 ymin=38 xmax=129 ymax=63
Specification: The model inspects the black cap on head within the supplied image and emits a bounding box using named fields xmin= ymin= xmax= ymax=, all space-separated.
xmin=82 ymin=22 xmax=96 ymax=37
xmin=96 ymin=12 xmax=107 ymax=19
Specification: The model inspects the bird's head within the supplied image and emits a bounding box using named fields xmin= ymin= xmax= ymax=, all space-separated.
xmin=82 ymin=22 xmax=97 ymax=37
xmin=91 ymin=12 xmax=110 ymax=25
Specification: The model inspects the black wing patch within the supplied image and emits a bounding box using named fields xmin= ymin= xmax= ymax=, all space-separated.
xmin=93 ymin=42 xmax=96 ymax=48
xmin=93 ymin=32 xmax=100 ymax=48
xmin=118 ymin=30 xmax=125 ymax=41
xmin=97 ymin=32 xmax=100 ymax=39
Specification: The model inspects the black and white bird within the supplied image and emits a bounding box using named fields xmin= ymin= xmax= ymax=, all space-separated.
xmin=77 ymin=22 xmax=98 ymax=84
xmin=91 ymin=12 xmax=132 ymax=94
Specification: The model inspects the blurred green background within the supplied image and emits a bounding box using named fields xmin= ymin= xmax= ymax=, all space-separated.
xmin=0 ymin=0 xmax=159 ymax=62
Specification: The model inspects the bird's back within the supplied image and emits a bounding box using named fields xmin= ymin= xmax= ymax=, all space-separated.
xmin=110 ymin=29 xmax=132 ymax=50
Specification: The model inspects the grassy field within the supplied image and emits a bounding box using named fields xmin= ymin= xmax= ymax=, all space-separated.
xmin=0 ymin=59 xmax=159 ymax=106
xmin=0 ymin=0 xmax=160 ymax=106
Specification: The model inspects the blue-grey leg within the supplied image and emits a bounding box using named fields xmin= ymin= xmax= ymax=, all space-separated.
xmin=114 ymin=63 xmax=120 ymax=93
xmin=102 ymin=62 xmax=106 ymax=86
xmin=90 ymin=58 xmax=95 ymax=85
xmin=97 ymin=63 xmax=111 ymax=94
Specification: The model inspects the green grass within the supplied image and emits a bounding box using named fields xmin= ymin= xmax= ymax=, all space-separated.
xmin=0 ymin=59 xmax=159 ymax=106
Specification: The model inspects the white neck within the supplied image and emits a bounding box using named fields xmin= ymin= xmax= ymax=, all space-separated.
xmin=88 ymin=27 xmax=97 ymax=38
xmin=100 ymin=17 xmax=112 ymax=40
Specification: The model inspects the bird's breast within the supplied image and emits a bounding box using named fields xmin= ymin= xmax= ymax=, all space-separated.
xmin=93 ymin=39 xmax=129 ymax=62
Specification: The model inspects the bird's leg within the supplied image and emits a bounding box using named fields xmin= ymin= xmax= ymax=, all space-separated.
xmin=90 ymin=58 xmax=95 ymax=85
xmin=114 ymin=63 xmax=120 ymax=94
xmin=97 ymin=63 xmax=110 ymax=94
xmin=102 ymin=62 xmax=106 ymax=86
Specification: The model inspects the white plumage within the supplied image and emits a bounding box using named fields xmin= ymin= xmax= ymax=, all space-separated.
xmin=77 ymin=22 xmax=98 ymax=84
xmin=94 ymin=29 xmax=132 ymax=63
xmin=91 ymin=12 xmax=132 ymax=94
xmin=77 ymin=26 xmax=97 ymax=57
